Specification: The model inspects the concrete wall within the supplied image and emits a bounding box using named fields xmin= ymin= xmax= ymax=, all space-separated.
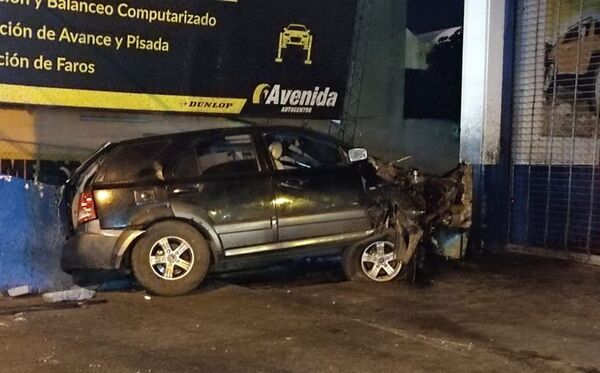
xmin=351 ymin=0 xmax=459 ymax=174
xmin=399 ymin=119 xmax=460 ymax=174
xmin=354 ymin=0 xmax=407 ymax=160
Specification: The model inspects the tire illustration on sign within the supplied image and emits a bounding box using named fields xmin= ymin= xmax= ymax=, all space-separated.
xmin=275 ymin=24 xmax=313 ymax=65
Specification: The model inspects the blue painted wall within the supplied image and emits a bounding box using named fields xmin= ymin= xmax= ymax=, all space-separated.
xmin=0 ymin=176 xmax=72 ymax=292
xmin=510 ymin=165 xmax=600 ymax=254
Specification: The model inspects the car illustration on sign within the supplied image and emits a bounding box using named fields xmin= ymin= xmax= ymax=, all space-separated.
xmin=275 ymin=24 xmax=313 ymax=65
xmin=545 ymin=16 xmax=600 ymax=109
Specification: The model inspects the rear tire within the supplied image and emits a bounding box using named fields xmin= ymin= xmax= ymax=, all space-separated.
xmin=131 ymin=221 xmax=210 ymax=296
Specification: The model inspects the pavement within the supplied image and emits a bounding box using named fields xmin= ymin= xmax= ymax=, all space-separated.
xmin=0 ymin=253 xmax=599 ymax=372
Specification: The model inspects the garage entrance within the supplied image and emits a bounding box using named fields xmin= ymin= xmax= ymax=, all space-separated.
xmin=510 ymin=0 xmax=600 ymax=255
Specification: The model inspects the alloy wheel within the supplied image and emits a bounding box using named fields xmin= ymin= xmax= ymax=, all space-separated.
xmin=148 ymin=236 xmax=195 ymax=281
xmin=360 ymin=241 xmax=402 ymax=282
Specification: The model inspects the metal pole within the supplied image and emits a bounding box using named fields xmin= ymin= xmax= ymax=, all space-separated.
xmin=338 ymin=0 xmax=374 ymax=146
xmin=543 ymin=0 xmax=562 ymax=248
xmin=564 ymin=0 xmax=585 ymax=251
xmin=524 ymin=0 xmax=543 ymax=244
xmin=586 ymin=94 xmax=599 ymax=255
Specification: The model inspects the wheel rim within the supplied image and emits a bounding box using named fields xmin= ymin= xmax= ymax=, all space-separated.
xmin=360 ymin=241 xmax=402 ymax=282
xmin=148 ymin=236 xmax=195 ymax=281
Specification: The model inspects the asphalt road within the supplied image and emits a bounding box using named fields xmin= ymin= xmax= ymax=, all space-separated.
xmin=0 ymin=254 xmax=599 ymax=372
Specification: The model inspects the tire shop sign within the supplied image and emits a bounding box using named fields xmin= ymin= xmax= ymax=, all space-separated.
xmin=0 ymin=0 xmax=357 ymax=119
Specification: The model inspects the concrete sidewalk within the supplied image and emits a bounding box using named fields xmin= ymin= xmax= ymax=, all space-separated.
xmin=0 ymin=254 xmax=598 ymax=372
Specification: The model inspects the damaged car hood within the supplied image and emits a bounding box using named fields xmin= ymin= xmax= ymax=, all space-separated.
xmin=366 ymin=159 xmax=473 ymax=261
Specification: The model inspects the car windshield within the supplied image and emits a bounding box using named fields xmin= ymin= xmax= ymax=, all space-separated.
xmin=564 ymin=22 xmax=591 ymax=43
xmin=288 ymin=24 xmax=307 ymax=31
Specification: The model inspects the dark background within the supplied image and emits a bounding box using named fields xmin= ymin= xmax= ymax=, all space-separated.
xmin=407 ymin=0 xmax=464 ymax=34
xmin=405 ymin=0 xmax=464 ymax=121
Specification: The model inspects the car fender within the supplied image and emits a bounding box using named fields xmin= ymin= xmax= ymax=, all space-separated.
xmin=169 ymin=201 xmax=223 ymax=256
xmin=112 ymin=202 xmax=223 ymax=269
xmin=112 ymin=229 xmax=146 ymax=269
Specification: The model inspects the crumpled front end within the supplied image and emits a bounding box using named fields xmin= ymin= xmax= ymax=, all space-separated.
xmin=367 ymin=159 xmax=473 ymax=263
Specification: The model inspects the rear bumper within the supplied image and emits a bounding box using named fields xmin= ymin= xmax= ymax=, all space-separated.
xmin=61 ymin=221 xmax=144 ymax=270
xmin=62 ymin=231 xmax=120 ymax=270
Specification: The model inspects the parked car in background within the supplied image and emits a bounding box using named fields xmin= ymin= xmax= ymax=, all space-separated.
xmin=62 ymin=126 xmax=406 ymax=296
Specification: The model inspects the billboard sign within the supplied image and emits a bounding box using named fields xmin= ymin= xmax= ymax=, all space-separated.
xmin=0 ymin=0 xmax=357 ymax=119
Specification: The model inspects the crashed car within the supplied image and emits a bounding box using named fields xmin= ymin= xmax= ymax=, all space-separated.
xmin=62 ymin=126 xmax=471 ymax=296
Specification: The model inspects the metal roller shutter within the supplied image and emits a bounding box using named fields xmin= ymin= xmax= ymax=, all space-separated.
xmin=510 ymin=0 xmax=600 ymax=254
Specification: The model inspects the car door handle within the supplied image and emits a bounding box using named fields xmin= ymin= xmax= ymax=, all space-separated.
xmin=172 ymin=184 xmax=202 ymax=195
xmin=280 ymin=179 xmax=305 ymax=190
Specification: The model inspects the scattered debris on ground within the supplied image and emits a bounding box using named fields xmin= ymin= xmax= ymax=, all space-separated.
xmin=8 ymin=285 xmax=32 ymax=297
xmin=0 ymin=299 xmax=107 ymax=316
xmin=42 ymin=286 xmax=95 ymax=303
xmin=13 ymin=312 xmax=26 ymax=322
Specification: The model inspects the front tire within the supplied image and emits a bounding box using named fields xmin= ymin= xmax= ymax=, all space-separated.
xmin=131 ymin=221 xmax=210 ymax=296
xmin=342 ymin=240 xmax=404 ymax=283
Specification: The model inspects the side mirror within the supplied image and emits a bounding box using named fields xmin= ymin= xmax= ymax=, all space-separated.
xmin=348 ymin=148 xmax=368 ymax=163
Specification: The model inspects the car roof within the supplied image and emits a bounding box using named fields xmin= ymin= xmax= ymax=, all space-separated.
xmin=114 ymin=125 xmax=348 ymax=148
xmin=566 ymin=16 xmax=596 ymax=30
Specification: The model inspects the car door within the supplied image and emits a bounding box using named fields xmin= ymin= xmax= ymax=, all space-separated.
xmin=168 ymin=132 xmax=276 ymax=251
xmin=263 ymin=130 xmax=372 ymax=243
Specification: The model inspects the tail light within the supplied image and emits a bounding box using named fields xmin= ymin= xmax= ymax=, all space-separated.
xmin=77 ymin=191 xmax=97 ymax=225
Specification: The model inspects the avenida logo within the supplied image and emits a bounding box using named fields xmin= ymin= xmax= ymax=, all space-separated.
xmin=252 ymin=83 xmax=339 ymax=114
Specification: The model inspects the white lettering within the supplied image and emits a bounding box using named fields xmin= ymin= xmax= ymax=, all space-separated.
xmin=257 ymin=84 xmax=339 ymax=109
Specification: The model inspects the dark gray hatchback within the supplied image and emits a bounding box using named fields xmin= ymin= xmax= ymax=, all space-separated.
xmin=62 ymin=126 xmax=402 ymax=295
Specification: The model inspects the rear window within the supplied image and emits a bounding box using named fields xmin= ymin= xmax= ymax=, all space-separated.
xmin=96 ymin=140 xmax=171 ymax=183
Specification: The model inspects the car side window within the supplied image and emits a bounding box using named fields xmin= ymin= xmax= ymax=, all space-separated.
xmin=195 ymin=134 xmax=259 ymax=177
xmin=264 ymin=132 xmax=347 ymax=171
xmin=96 ymin=140 xmax=171 ymax=183
xmin=563 ymin=23 xmax=589 ymax=43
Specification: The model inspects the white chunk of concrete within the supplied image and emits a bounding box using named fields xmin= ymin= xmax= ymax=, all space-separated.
xmin=8 ymin=286 xmax=31 ymax=297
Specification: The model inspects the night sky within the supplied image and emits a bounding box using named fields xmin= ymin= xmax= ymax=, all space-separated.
xmin=407 ymin=0 xmax=464 ymax=34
